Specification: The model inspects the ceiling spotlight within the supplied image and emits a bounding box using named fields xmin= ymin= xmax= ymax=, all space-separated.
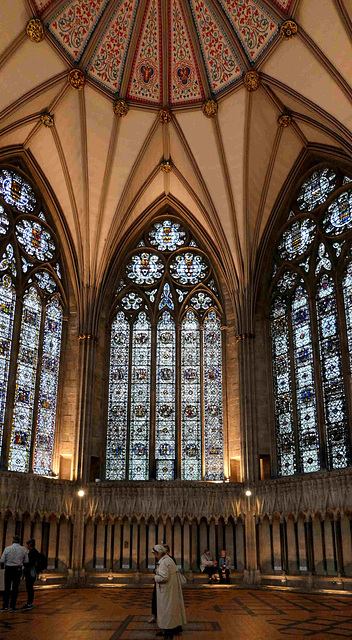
xmin=245 ymin=490 xmax=252 ymax=497
xmin=77 ymin=489 xmax=85 ymax=497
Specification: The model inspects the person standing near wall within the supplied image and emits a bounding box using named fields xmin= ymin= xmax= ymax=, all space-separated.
xmin=22 ymin=539 xmax=40 ymax=610
xmin=0 ymin=535 xmax=28 ymax=612
xmin=152 ymin=544 xmax=186 ymax=639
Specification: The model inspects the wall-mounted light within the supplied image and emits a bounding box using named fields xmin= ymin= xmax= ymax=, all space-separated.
xmin=77 ymin=489 xmax=85 ymax=497
xmin=245 ymin=489 xmax=252 ymax=497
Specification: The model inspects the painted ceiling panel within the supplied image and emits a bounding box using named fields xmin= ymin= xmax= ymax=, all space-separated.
xmin=247 ymin=88 xmax=278 ymax=242
xmin=87 ymin=0 xmax=139 ymax=93
xmin=99 ymin=110 xmax=160 ymax=265
xmin=0 ymin=0 xmax=28 ymax=56
xmin=296 ymin=0 xmax=352 ymax=86
xmin=48 ymin=0 xmax=109 ymax=61
xmin=176 ymin=110 xmax=240 ymax=268
xmin=29 ymin=128 xmax=80 ymax=253
xmin=217 ymin=89 xmax=247 ymax=252
xmin=258 ymin=124 xmax=302 ymax=246
xmin=0 ymin=122 xmax=38 ymax=149
xmin=189 ymin=0 xmax=243 ymax=93
xmin=127 ymin=0 xmax=162 ymax=105
xmin=0 ymin=82 xmax=67 ymax=133
xmin=169 ymin=172 xmax=215 ymax=240
xmin=0 ymin=39 xmax=67 ymax=114
xmin=262 ymin=38 xmax=352 ymax=133
xmin=53 ymin=88 xmax=85 ymax=245
xmin=218 ymin=0 xmax=279 ymax=63
xmin=33 ymin=0 xmax=57 ymax=14
xmin=270 ymin=0 xmax=293 ymax=13
xmin=169 ymin=0 xmax=204 ymax=105
xmin=85 ymin=85 xmax=115 ymax=259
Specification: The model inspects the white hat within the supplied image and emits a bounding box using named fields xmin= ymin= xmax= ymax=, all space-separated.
xmin=152 ymin=544 xmax=166 ymax=554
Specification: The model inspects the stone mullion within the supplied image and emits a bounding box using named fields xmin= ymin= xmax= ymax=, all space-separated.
xmin=29 ymin=292 xmax=46 ymax=472
xmin=309 ymin=290 xmax=327 ymax=470
xmin=221 ymin=325 xmax=229 ymax=480
xmin=126 ymin=319 xmax=133 ymax=481
xmin=1 ymin=290 xmax=23 ymax=470
xmin=149 ymin=321 xmax=157 ymax=480
xmin=200 ymin=323 xmax=205 ymax=479
xmin=335 ymin=271 xmax=352 ymax=459
xmin=287 ymin=299 xmax=301 ymax=474
xmin=237 ymin=334 xmax=258 ymax=483
xmin=176 ymin=323 xmax=181 ymax=480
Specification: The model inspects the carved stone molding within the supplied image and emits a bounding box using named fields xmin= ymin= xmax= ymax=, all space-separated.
xmin=278 ymin=113 xmax=292 ymax=128
xmin=202 ymin=99 xmax=218 ymax=118
xmin=244 ymin=70 xmax=260 ymax=92
xmin=159 ymin=108 xmax=172 ymax=123
xmin=235 ymin=333 xmax=255 ymax=342
xmin=113 ymin=99 xmax=129 ymax=118
xmin=26 ymin=18 xmax=45 ymax=43
xmin=40 ymin=113 xmax=54 ymax=128
xmin=280 ymin=20 xmax=298 ymax=40
xmin=68 ymin=69 xmax=86 ymax=90
xmin=160 ymin=160 xmax=172 ymax=173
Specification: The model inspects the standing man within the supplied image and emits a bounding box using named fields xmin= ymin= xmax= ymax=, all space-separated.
xmin=200 ymin=548 xmax=218 ymax=584
xmin=23 ymin=539 xmax=40 ymax=610
xmin=0 ymin=535 xmax=28 ymax=612
xmin=152 ymin=544 xmax=186 ymax=639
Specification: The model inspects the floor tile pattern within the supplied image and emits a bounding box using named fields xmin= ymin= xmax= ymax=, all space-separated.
xmin=1 ymin=587 xmax=352 ymax=640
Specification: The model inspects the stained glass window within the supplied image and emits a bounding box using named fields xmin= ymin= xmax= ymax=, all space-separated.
xmin=0 ymin=165 xmax=65 ymax=477
xmin=129 ymin=312 xmax=151 ymax=480
xmin=126 ymin=252 xmax=164 ymax=285
xmin=323 ymin=190 xmax=352 ymax=235
xmin=8 ymin=287 xmax=42 ymax=473
xmin=15 ymin=219 xmax=56 ymax=261
xmin=181 ymin=310 xmax=201 ymax=480
xmin=297 ymin=167 xmax=336 ymax=212
xmin=203 ymin=311 xmax=223 ymax=481
xmin=270 ymin=164 xmax=352 ymax=477
xmin=0 ymin=276 xmax=16 ymax=454
xmin=106 ymin=312 xmax=130 ymax=480
xmin=270 ymin=298 xmax=296 ymax=476
xmin=316 ymin=275 xmax=349 ymax=468
xmin=169 ymin=252 xmax=208 ymax=284
xmin=149 ymin=219 xmax=186 ymax=250
xmin=155 ymin=312 xmax=176 ymax=480
xmin=278 ymin=219 xmax=316 ymax=261
xmin=291 ymin=286 xmax=319 ymax=472
xmin=106 ymin=217 xmax=224 ymax=481
xmin=33 ymin=297 xmax=63 ymax=476
xmin=0 ymin=169 xmax=36 ymax=213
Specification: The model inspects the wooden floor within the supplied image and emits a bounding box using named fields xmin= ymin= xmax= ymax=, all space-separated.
xmin=2 ymin=586 xmax=352 ymax=639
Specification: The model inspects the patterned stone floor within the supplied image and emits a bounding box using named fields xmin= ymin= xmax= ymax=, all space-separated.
xmin=1 ymin=586 xmax=352 ymax=640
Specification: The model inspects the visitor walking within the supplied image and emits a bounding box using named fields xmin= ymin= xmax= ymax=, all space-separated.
xmin=218 ymin=549 xmax=231 ymax=584
xmin=0 ymin=535 xmax=28 ymax=612
xmin=22 ymin=539 xmax=40 ymax=610
xmin=200 ymin=548 xmax=218 ymax=584
xmin=153 ymin=544 xmax=186 ymax=639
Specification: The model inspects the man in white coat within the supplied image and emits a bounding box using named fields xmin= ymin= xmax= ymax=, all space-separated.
xmin=152 ymin=544 xmax=187 ymax=639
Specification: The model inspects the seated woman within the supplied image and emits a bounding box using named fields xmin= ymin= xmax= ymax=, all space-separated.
xmin=218 ymin=550 xmax=231 ymax=584
xmin=200 ymin=549 xmax=218 ymax=584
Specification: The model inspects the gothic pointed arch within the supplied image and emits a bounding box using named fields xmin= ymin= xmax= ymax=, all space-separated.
xmin=105 ymin=211 xmax=226 ymax=482
xmin=0 ymin=160 xmax=68 ymax=476
xmin=265 ymin=159 xmax=352 ymax=477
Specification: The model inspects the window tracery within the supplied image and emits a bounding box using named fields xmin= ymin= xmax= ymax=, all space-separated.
xmin=0 ymin=165 xmax=65 ymax=476
xmin=106 ymin=217 xmax=225 ymax=481
xmin=270 ymin=165 xmax=352 ymax=476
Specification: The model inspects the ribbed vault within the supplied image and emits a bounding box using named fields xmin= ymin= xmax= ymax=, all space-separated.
xmin=0 ymin=0 xmax=352 ymax=329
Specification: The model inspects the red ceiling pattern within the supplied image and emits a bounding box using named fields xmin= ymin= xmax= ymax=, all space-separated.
xmin=42 ymin=0 xmax=283 ymax=104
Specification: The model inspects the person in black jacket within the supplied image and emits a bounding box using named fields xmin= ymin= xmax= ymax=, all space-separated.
xmin=22 ymin=539 xmax=39 ymax=610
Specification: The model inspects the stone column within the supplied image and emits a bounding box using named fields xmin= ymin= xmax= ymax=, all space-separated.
xmin=183 ymin=519 xmax=190 ymax=572
xmin=324 ymin=517 xmax=336 ymax=574
xmin=73 ymin=330 xmax=98 ymax=483
xmin=272 ymin=517 xmax=282 ymax=572
xmin=225 ymin=520 xmax=235 ymax=569
xmin=259 ymin=517 xmax=272 ymax=573
xmin=286 ymin=517 xmax=298 ymax=574
xmin=341 ymin=514 xmax=352 ymax=576
xmin=113 ymin=519 xmax=122 ymax=571
xmin=47 ymin=518 xmax=58 ymax=570
xmin=312 ymin=516 xmax=324 ymax=575
xmin=297 ymin=516 xmax=308 ymax=572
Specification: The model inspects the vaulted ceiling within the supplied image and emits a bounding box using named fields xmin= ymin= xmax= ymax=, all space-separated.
xmin=1 ymin=0 xmax=352 ymax=318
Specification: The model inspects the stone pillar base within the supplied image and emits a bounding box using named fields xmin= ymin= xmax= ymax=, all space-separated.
xmin=243 ymin=569 xmax=261 ymax=585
